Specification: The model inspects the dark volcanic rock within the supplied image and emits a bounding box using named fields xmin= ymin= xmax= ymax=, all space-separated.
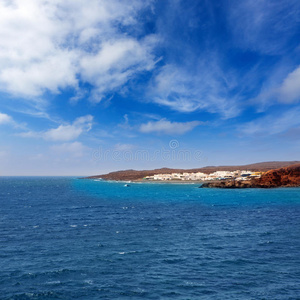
xmin=201 ymin=180 xmax=254 ymax=188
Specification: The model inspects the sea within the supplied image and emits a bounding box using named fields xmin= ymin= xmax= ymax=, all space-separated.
xmin=0 ymin=177 xmax=299 ymax=300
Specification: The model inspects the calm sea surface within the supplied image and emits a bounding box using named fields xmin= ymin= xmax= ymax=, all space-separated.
xmin=0 ymin=177 xmax=299 ymax=299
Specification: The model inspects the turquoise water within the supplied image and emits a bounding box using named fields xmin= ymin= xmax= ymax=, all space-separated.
xmin=0 ymin=177 xmax=300 ymax=299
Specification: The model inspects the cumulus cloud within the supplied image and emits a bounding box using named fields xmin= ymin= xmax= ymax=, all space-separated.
xmin=139 ymin=119 xmax=202 ymax=135
xmin=0 ymin=112 xmax=12 ymax=124
xmin=20 ymin=115 xmax=93 ymax=141
xmin=0 ymin=0 xmax=157 ymax=99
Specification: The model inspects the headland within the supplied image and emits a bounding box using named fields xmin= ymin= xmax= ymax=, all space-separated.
xmin=201 ymin=163 xmax=300 ymax=188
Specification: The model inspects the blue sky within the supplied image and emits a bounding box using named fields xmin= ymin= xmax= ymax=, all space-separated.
xmin=0 ymin=0 xmax=300 ymax=175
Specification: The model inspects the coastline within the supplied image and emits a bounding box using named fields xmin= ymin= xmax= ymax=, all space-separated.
xmin=86 ymin=163 xmax=300 ymax=189
xmin=89 ymin=178 xmax=300 ymax=189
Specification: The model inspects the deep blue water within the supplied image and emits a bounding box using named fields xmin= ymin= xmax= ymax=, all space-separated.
xmin=0 ymin=177 xmax=300 ymax=299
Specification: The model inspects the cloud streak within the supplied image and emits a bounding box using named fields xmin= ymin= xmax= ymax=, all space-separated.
xmin=149 ymin=64 xmax=242 ymax=119
xmin=240 ymin=106 xmax=300 ymax=136
xmin=139 ymin=119 xmax=202 ymax=135
xmin=227 ymin=0 xmax=300 ymax=54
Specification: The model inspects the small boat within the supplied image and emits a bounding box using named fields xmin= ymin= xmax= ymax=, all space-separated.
xmin=124 ymin=184 xmax=130 ymax=187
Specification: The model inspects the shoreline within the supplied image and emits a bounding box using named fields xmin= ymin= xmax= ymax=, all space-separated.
xmin=88 ymin=178 xmax=300 ymax=189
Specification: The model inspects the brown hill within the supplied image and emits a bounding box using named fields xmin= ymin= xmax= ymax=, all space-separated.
xmin=202 ymin=163 xmax=300 ymax=188
xmin=86 ymin=161 xmax=300 ymax=181
xmin=255 ymin=163 xmax=300 ymax=187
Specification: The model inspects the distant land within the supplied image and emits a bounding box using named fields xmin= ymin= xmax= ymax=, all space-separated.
xmin=86 ymin=161 xmax=300 ymax=181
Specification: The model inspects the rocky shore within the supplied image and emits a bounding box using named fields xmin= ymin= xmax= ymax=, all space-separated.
xmin=201 ymin=164 xmax=300 ymax=188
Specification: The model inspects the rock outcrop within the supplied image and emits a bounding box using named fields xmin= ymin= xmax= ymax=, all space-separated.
xmin=255 ymin=163 xmax=300 ymax=187
xmin=201 ymin=164 xmax=300 ymax=188
xmin=201 ymin=180 xmax=254 ymax=189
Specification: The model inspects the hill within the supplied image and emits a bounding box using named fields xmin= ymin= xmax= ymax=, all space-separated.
xmin=85 ymin=161 xmax=300 ymax=181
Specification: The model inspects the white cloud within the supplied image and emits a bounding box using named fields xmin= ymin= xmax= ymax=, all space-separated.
xmin=44 ymin=115 xmax=93 ymax=141
xmin=139 ymin=119 xmax=202 ymax=135
xmin=0 ymin=112 xmax=12 ymax=124
xmin=20 ymin=115 xmax=93 ymax=141
xmin=44 ymin=125 xmax=83 ymax=142
xmin=81 ymin=36 xmax=158 ymax=102
xmin=0 ymin=0 xmax=157 ymax=99
xmin=279 ymin=66 xmax=300 ymax=103
xmin=0 ymin=52 xmax=78 ymax=97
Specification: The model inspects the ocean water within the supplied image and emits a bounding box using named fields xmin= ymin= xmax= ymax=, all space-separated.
xmin=0 ymin=177 xmax=299 ymax=300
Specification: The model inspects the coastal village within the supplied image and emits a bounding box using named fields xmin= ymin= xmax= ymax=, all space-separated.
xmin=88 ymin=162 xmax=300 ymax=188
xmin=144 ymin=170 xmax=263 ymax=181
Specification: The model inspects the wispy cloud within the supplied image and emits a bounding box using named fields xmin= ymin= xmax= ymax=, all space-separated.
xmin=279 ymin=66 xmax=300 ymax=104
xmin=240 ymin=106 xmax=300 ymax=136
xmin=146 ymin=0 xmax=300 ymax=119
xmin=149 ymin=64 xmax=241 ymax=119
xmin=251 ymin=64 xmax=300 ymax=110
xmin=19 ymin=115 xmax=93 ymax=142
xmin=139 ymin=118 xmax=202 ymax=135
xmin=227 ymin=0 xmax=300 ymax=54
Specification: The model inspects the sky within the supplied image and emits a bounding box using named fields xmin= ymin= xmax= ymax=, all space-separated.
xmin=0 ymin=0 xmax=300 ymax=175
